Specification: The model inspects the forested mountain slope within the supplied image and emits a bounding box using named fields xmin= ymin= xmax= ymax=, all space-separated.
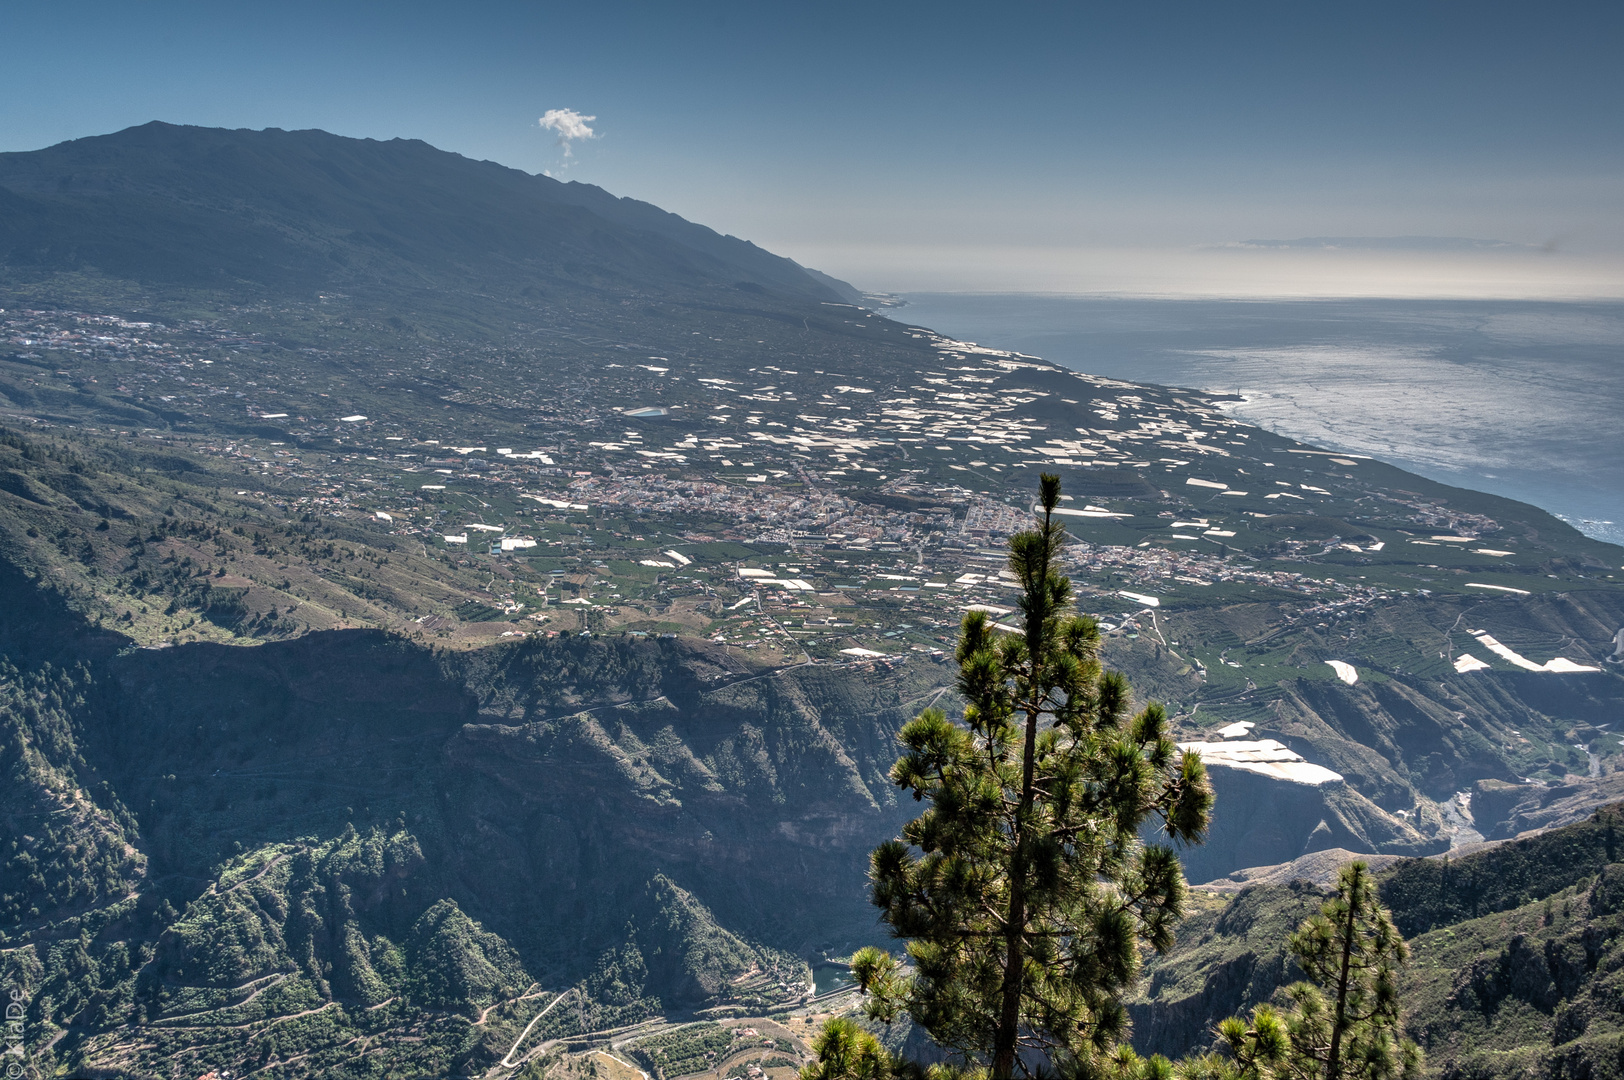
xmin=0 ymin=578 xmax=934 ymax=1075
xmin=0 ymin=122 xmax=842 ymax=305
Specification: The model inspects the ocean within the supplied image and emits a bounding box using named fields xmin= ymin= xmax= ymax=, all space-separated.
xmin=894 ymin=294 xmax=1624 ymax=548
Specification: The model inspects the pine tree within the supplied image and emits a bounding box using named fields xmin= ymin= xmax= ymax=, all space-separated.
xmin=799 ymin=1018 xmax=895 ymax=1080
xmin=848 ymin=474 xmax=1213 ymax=1080
xmin=1187 ymin=862 xmax=1421 ymax=1080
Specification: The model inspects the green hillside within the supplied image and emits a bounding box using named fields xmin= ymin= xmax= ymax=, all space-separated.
xmin=1132 ymin=806 xmax=1624 ymax=1080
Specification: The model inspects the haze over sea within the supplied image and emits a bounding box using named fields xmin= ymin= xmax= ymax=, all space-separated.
xmin=896 ymin=294 xmax=1624 ymax=548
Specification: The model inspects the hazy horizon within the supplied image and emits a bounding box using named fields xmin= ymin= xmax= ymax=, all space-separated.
xmin=813 ymin=244 xmax=1624 ymax=301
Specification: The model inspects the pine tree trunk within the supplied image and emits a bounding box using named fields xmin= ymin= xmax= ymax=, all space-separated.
xmin=994 ymin=878 xmax=1025 ymax=1080
xmin=1325 ymin=891 xmax=1359 ymax=1080
xmin=994 ymin=703 xmax=1043 ymax=1080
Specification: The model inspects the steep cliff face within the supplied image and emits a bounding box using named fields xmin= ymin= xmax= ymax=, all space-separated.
xmin=1471 ymin=774 xmax=1624 ymax=840
xmin=30 ymin=627 xmax=934 ymax=975
xmin=1125 ymin=591 xmax=1624 ymax=841
xmin=1175 ymin=746 xmax=1443 ymax=885
xmin=432 ymin=689 xmax=911 ymax=967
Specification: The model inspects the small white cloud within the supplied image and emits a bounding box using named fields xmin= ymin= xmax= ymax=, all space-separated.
xmin=539 ymin=108 xmax=598 ymax=158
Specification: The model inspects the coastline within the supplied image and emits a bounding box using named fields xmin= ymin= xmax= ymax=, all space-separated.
xmin=891 ymin=292 xmax=1624 ymax=547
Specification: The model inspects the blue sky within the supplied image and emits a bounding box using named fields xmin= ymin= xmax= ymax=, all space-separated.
xmin=4 ymin=1 xmax=1621 ymax=295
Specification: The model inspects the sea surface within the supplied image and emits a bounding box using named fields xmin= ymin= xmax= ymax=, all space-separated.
xmin=895 ymin=295 xmax=1624 ymax=547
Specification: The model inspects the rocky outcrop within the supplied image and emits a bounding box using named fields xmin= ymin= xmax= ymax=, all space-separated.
xmin=1473 ymin=774 xmax=1624 ymax=840
xmin=1177 ymin=740 xmax=1444 ymax=884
